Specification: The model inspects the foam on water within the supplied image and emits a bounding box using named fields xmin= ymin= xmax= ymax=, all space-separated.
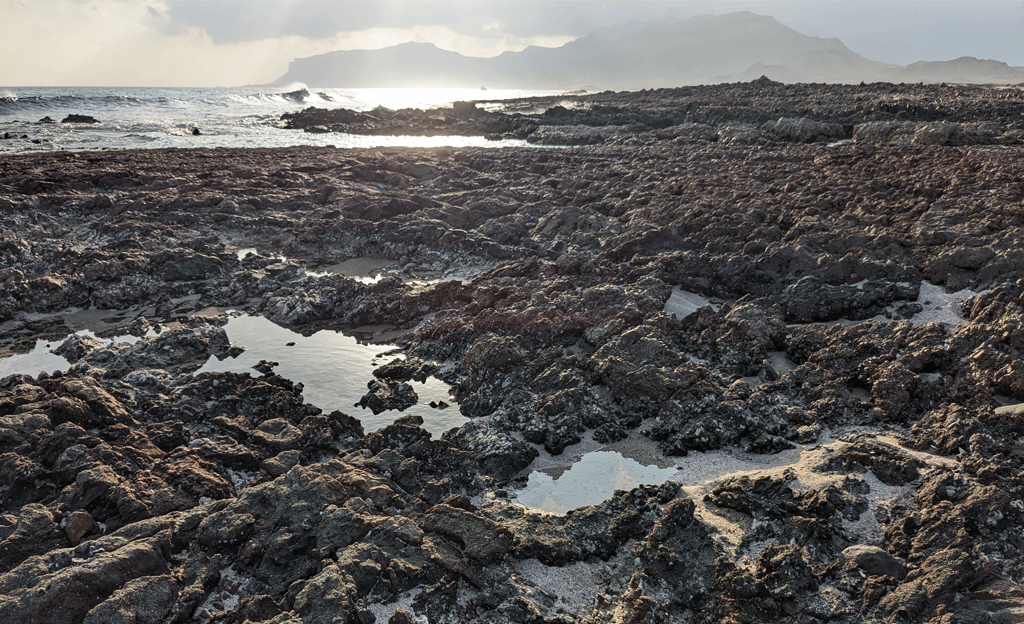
xmin=0 ymin=86 xmax=562 ymax=154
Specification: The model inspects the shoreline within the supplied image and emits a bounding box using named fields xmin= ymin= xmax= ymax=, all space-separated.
xmin=2 ymin=83 xmax=1024 ymax=623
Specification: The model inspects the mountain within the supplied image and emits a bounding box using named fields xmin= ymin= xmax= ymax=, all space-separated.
xmin=545 ymin=12 xmax=893 ymax=88
xmin=271 ymin=19 xmax=652 ymax=89
xmin=269 ymin=12 xmax=1024 ymax=89
xmin=483 ymin=20 xmax=652 ymax=87
xmin=888 ymin=57 xmax=1024 ymax=84
xmin=273 ymin=42 xmax=490 ymax=88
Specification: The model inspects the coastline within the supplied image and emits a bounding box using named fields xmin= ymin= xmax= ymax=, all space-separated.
xmin=2 ymin=82 xmax=1024 ymax=623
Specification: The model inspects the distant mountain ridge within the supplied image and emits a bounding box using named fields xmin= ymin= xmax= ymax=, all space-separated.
xmin=270 ymin=11 xmax=1024 ymax=89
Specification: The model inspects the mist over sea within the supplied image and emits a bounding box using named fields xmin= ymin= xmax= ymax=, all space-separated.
xmin=0 ymin=86 xmax=560 ymax=154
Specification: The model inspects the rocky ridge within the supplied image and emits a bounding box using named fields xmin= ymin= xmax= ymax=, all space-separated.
xmin=1 ymin=82 xmax=1023 ymax=623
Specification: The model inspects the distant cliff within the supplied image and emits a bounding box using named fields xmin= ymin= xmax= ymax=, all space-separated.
xmin=887 ymin=57 xmax=1024 ymax=84
xmin=269 ymin=11 xmax=1024 ymax=89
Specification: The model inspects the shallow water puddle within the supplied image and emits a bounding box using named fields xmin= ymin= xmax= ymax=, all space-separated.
xmin=195 ymin=315 xmax=467 ymax=435
xmin=233 ymin=248 xmax=394 ymax=284
xmin=308 ymin=257 xmax=396 ymax=283
xmin=514 ymin=450 xmax=678 ymax=514
xmin=664 ymin=286 xmax=719 ymax=320
xmin=0 ymin=330 xmax=145 ymax=379
xmin=234 ymin=247 xmax=284 ymax=262
xmin=512 ymin=427 xmax=952 ymax=544
xmin=512 ymin=437 xmax=811 ymax=518
xmin=743 ymin=350 xmax=799 ymax=387
xmin=0 ymin=338 xmax=74 ymax=378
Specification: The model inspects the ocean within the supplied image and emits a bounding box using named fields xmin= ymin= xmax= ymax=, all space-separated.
xmin=0 ymin=86 xmax=561 ymax=154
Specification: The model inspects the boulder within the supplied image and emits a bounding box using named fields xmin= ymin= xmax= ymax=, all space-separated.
xmin=839 ymin=545 xmax=907 ymax=579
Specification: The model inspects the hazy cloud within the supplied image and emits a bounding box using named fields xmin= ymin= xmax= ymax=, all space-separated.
xmin=2 ymin=0 xmax=1022 ymax=87
xmin=776 ymin=1 xmax=1024 ymax=66
xmin=156 ymin=1 xmax=612 ymax=44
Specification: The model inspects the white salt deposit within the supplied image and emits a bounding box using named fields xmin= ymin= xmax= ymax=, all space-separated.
xmin=194 ymin=566 xmax=250 ymax=619
xmin=512 ymin=550 xmax=634 ymax=614
xmin=879 ymin=282 xmax=978 ymax=328
xmin=366 ymin=590 xmax=421 ymax=624
xmin=832 ymin=281 xmax=980 ymax=329
xmin=512 ymin=426 xmax=958 ymax=561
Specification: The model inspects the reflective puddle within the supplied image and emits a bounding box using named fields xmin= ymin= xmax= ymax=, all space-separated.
xmin=0 ymin=330 xmax=144 ymax=379
xmin=0 ymin=337 xmax=74 ymax=379
xmin=0 ymin=313 xmax=466 ymax=437
xmin=233 ymin=249 xmax=396 ymax=284
xmin=235 ymin=247 xmax=284 ymax=262
xmin=514 ymin=449 xmax=679 ymax=514
xmin=308 ymin=257 xmax=397 ymax=283
xmin=664 ymin=286 xmax=720 ymax=319
xmin=195 ymin=315 xmax=467 ymax=435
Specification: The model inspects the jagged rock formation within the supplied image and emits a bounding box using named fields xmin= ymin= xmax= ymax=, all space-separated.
xmin=1 ymin=82 xmax=1024 ymax=623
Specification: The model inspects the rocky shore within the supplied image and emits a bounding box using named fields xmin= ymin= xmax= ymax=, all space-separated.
xmin=1 ymin=81 xmax=1023 ymax=623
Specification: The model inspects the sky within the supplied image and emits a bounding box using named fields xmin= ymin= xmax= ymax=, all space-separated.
xmin=1 ymin=0 xmax=1023 ymax=87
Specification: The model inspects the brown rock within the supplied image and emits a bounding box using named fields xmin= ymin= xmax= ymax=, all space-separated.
xmin=63 ymin=510 xmax=99 ymax=546
xmin=55 ymin=377 xmax=132 ymax=424
xmin=389 ymin=607 xmax=417 ymax=624
xmin=418 ymin=503 xmax=513 ymax=563
xmin=878 ymin=548 xmax=975 ymax=621
xmin=81 ymin=575 xmax=178 ymax=624
xmin=251 ymin=418 xmax=302 ymax=451
xmin=839 ymin=545 xmax=907 ymax=579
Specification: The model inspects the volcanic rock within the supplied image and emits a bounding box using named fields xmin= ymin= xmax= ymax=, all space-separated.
xmin=1 ymin=82 xmax=1023 ymax=624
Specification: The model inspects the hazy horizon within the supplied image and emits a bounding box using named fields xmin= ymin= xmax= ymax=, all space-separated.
xmin=2 ymin=1 xmax=1023 ymax=88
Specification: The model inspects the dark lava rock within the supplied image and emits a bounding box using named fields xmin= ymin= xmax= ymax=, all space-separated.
xmin=441 ymin=420 xmax=538 ymax=480
xmin=815 ymin=434 xmax=924 ymax=485
xmin=839 ymin=544 xmax=907 ymax=579
xmin=2 ymin=83 xmax=1024 ymax=624
xmin=357 ymin=379 xmax=418 ymax=414
xmin=61 ymin=114 xmax=100 ymax=124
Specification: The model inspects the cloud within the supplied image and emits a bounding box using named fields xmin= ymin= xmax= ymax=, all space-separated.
xmin=3 ymin=0 xmax=1022 ymax=87
xmin=157 ymin=1 xmax=599 ymax=44
xmin=1 ymin=0 xmax=304 ymax=86
xmin=0 ymin=0 xmax=578 ymax=86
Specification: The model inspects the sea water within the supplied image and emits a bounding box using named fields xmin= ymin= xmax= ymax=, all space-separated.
xmin=0 ymin=86 xmax=562 ymax=153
